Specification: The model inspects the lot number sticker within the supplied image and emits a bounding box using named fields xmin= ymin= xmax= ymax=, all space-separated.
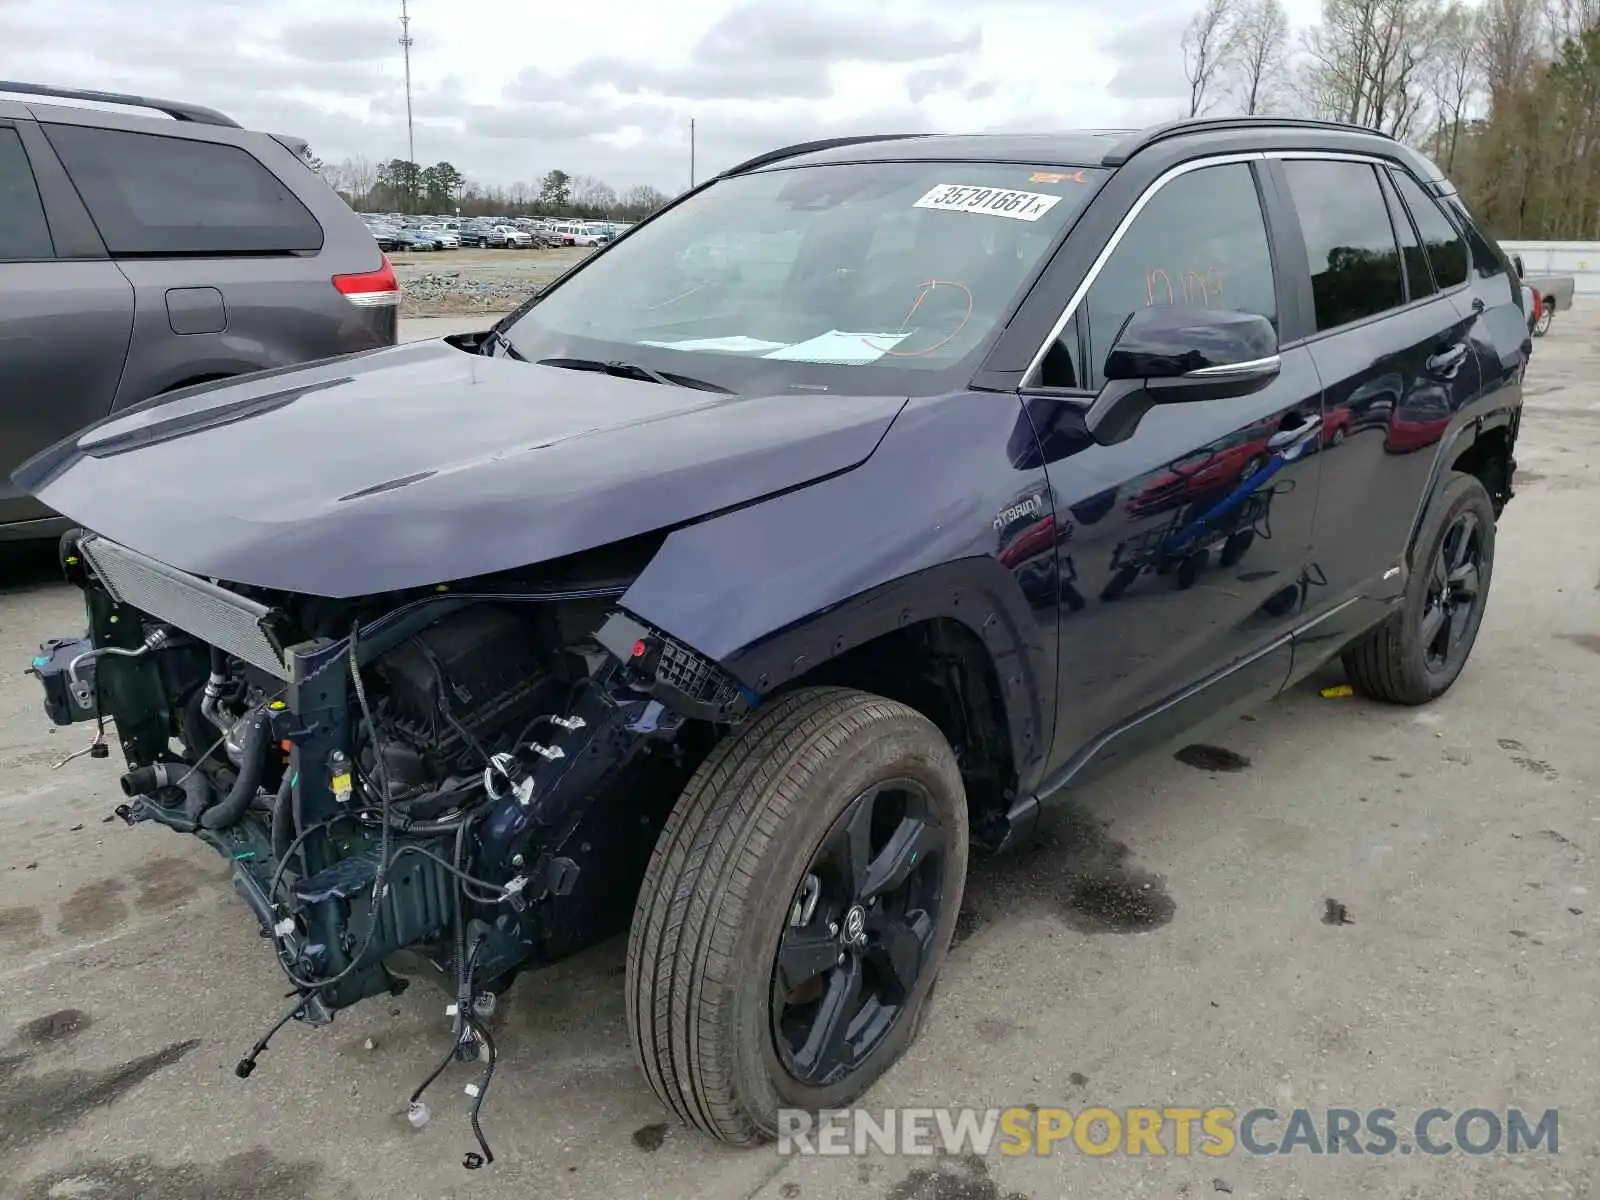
xmin=913 ymin=184 xmax=1063 ymax=222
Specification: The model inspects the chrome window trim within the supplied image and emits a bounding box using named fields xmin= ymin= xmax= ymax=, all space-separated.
xmin=1022 ymin=147 xmax=1435 ymax=386
xmin=1021 ymin=151 xmax=1264 ymax=385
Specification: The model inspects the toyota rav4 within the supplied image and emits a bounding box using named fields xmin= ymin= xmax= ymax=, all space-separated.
xmin=18 ymin=117 xmax=1526 ymax=1162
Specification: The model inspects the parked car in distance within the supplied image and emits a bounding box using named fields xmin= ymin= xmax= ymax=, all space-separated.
xmin=392 ymin=228 xmax=440 ymax=251
xmin=495 ymin=224 xmax=533 ymax=248
xmin=0 ymin=79 xmax=398 ymax=542
xmin=363 ymin=221 xmax=400 ymax=252
xmin=420 ymin=223 xmax=460 ymax=249
xmin=1503 ymin=245 xmax=1575 ymax=337
xmin=19 ymin=118 xmax=1524 ymax=1160
xmin=458 ymin=220 xmax=498 ymax=248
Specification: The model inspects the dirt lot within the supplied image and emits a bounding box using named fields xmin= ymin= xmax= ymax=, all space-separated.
xmin=0 ymin=312 xmax=1595 ymax=1200
xmin=392 ymin=246 xmax=591 ymax=316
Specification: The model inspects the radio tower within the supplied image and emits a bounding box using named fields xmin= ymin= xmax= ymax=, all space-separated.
xmin=399 ymin=0 xmax=415 ymax=191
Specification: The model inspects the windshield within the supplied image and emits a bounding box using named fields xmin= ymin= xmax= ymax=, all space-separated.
xmin=499 ymin=160 xmax=1105 ymax=394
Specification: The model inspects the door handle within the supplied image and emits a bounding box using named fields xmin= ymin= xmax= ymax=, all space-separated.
xmin=1426 ymin=344 xmax=1468 ymax=377
xmin=1268 ymin=413 xmax=1321 ymax=452
xmin=1471 ymin=296 xmax=1486 ymax=313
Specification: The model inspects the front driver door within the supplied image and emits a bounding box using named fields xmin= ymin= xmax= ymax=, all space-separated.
xmin=1022 ymin=158 xmax=1326 ymax=783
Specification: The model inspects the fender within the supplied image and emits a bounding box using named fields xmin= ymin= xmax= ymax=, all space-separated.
xmin=618 ymin=389 xmax=1062 ymax=788
xmin=1403 ymin=402 xmax=1518 ymax=564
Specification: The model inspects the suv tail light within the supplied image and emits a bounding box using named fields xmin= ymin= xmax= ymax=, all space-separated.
xmin=332 ymin=259 xmax=400 ymax=308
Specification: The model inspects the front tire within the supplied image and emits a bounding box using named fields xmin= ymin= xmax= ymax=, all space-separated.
xmin=626 ymin=687 xmax=968 ymax=1144
xmin=1342 ymin=471 xmax=1495 ymax=704
xmin=1533 ymin=302 xmax=1554 ymax=337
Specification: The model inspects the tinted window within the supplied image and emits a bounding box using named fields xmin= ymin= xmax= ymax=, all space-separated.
xmin=1076 ymin=162 xmax=1276 ymax=387
xmin=43 ymin=124 xmax=322 ymax=255
xmin=1282 ymin=160 xmax=1403 ymax=332
xmin=1447 ymin=197 xmax=1510 ymax=281
xmin=0 ymin=128 xmax=54 ymax=260
xmin=1388 ymin=169 xmax=1468 ymax=289
xmin=1382 ymin=176 xmax=1436 ymax=300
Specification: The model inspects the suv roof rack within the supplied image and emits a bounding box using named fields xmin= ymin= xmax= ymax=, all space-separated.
xmin=1102 ymin=116 xmax=1393 ymax=166
xmin=722 ymin=133 xmax=929 ymax=177
xmin=0 ymin=80 xmax=240 ymax=128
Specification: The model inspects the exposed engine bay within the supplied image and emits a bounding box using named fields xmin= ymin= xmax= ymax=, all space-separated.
xmin=35 ymin=530 xmax=751 ymax=1166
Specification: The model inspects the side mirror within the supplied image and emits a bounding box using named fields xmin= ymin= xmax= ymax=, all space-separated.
xmin=1085 ymin=306 xmax=1281 ymax=445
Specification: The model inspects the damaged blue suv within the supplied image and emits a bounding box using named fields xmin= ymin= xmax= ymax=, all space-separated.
xmin=19 ymin=117 xmax=1525 ymax=1159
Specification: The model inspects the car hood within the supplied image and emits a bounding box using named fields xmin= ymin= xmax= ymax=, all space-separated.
xmin=16 ymin=340 xmax=907 ymax=598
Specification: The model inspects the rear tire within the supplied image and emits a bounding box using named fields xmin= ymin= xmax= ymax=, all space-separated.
xmin=626 ymin=687 xmax=968 ymax=1144
xmin=1534 ymin=302 xmax=1554 ymax=337
xmin=1342 ymin=471 xmax=1495 ymax=704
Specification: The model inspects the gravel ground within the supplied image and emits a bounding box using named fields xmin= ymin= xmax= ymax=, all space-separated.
xmin=0 ymin=310 xmax=1594 ymax=1200
xmin=393 ymin=247 xmax=592 ymax=316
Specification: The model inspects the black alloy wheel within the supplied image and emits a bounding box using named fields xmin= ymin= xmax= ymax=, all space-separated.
xmin=1420 ymin=507 xmax=1484 ymax=674
xmin=627 ymin=687 xmax=968 ymax=1144
xmin=1342 ymin=471 xmax=1496 ymax=704
xmin=772 ymin=778 xmax=949 ymax=1088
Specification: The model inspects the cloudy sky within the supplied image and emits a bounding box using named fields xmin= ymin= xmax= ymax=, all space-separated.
xmin=4 ymin=0 xmax=1324 ymax=193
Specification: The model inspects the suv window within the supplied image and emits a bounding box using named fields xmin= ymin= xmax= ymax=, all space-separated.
xmin=0 ymin=128 xmax=54 ymax=260
xmin=1282 ymin=160 xmax=1403 ymax=332
xmin=1074 ymin=162 xmax=1276 ymax=388
xmin=42 ymin=124 xmax=322 ymax=256
xmin=1387 ymin=169 xmax=1468 ymax=289
xmin=1381 ymin=174 xmax=1437 ymax=301
xmin=502 ymin=160 xmax=1105 ymax=394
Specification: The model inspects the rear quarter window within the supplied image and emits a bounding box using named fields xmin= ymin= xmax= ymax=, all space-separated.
xmin=0 ymin=127 xmax=54 ymax=260
xmin=43 ymin=123 xmax=323 ymax=256
xmin=1387 ymin=169 xmax=1469 ymax=290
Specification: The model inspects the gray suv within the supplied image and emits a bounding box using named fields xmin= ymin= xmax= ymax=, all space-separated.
xmin=0 ymin=82 xmax=398 ymax=541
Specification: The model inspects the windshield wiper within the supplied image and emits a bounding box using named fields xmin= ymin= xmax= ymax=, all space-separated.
xmin=535 ymin=357 xmax=732 ymax=394
xmin=485 ymin=327 xmax=524 ymax=361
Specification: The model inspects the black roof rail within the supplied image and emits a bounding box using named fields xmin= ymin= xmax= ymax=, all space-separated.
xmin=0 ymin=80 xmax=240 ymax=127
xmin=1102 ymin=116 xmax=1393 ymax=166
xmin=721 ymin=133 xmax=929 ymax=177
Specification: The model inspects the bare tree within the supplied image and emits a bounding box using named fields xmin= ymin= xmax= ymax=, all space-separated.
xmin=1477 ymin=0 xmax=1542 ymax=100
xmin=1229 ymin=0 xmax=1290 ymax=113
xmin=346 ymin=155 xmax=377 ymax=205
xmin=1183 ymin=0 xmax=1238 ymax=116
xmin=1299 ymin=0 xmax=1445 ymax=139
xmin=1426 ymin=3 xmax=1479 ymax=172
xmin=319 ymin=159 xmax=350 ymax=197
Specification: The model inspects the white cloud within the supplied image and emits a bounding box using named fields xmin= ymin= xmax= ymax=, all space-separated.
xmin=2 ymin=0 xmax=1332 ymax=192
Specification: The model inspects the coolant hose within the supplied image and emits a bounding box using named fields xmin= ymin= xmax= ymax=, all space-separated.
xmin=120 ymin=761 xmax=213 ymax=822
xmin=179 ymin=768 xmax=213 ymax=821
xmin=271 ymin=771 xmax=295 ymax=865
xmin=200 ymin=710 xmax=270 ymax=830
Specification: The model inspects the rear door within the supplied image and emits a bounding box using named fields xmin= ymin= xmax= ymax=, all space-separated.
xmin=1390 ymin=172 xmax=1526 ymax=436
xmin=1267 ymin=156 xmax=1480 ymax=654
xmin=1021 ymin=158 xmax=1325 ymax=780
xmin=0 ymin=113 xmax=133 ymax=533
xmin=37 ymin=118 xmax=377 ymax=409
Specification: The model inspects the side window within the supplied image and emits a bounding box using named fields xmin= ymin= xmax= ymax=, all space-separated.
xmin=1380 ymin=174 xmax=1436 ymax=301
xmin=1447 ymin=197 xmax=1512 ymax=282
xmin=1281 ymin=160 xmax=1403 ymax=332
xmin=0 ymin=128 xmax=55 ymax=260
xmin=1387 ymin=169 xmax=1468 ymax=289
xmin=1076 ymin=163 xmax=1276 ymax=387
xmin=42 ymin=124 xmax=323 ymax=256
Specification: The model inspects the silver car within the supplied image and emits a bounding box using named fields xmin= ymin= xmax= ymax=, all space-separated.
xmin=0 ymin=80 xmax=398 ymax=541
